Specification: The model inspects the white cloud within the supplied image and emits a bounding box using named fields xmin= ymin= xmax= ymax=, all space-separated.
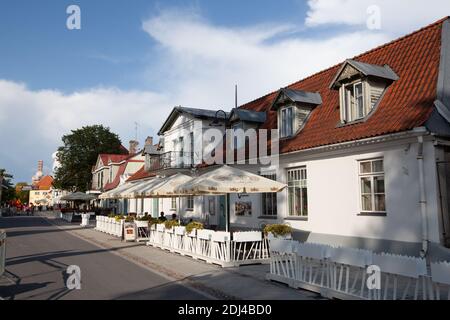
xmin=306 ymin=0 xmax=450 ymax=35
xmin=0 ymin=80 xmax=169 ymax=181
xmin=142 ymin=9 xmax=389 ymax=108
xmin=4 ymin=3 xmax=444 ymax=182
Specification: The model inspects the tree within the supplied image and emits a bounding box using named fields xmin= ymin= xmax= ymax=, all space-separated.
xmin=15 ymin=182 xmax=30 ymax=204
xmin=53 ymin=125 xmax=127 ymax=192
xmin=0 ymin=169 xmax=15 ymax=204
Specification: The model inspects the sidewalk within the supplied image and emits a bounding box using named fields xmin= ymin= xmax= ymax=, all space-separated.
xmin=43 ymin=213 xmax=321 ymax=300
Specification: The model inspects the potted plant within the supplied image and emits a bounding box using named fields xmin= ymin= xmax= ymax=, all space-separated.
xmin=135 ymin=215 xmax=150 ymax=228
xmin=185 ymin=221 xmax=203 ymax=237
xmin=263 ymin=224 xmax=293 ymax=240
xmin=164 ymin=220 xmax=179 ymax=233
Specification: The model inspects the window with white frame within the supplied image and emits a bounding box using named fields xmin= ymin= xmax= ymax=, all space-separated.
xmin=187 ymin=196 xmax=194 ymax=210
xmin=171 ymin=197 xmax=177 ymax=210
xmin=261 ymin=174 xmax=278 ymax=216
xmin=342 ymin=81 xmax=366 ymax=122
xmin=359 ymin=158 xmax=386 ymax=213
xmin=287 ymin=167 xmax=308 ymax=217
xmin=280 ymin=106 xmax=294 ymax=138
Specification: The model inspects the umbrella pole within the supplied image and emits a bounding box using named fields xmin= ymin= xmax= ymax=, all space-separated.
xmin=225 ymin=194 xmax=230 ymax=232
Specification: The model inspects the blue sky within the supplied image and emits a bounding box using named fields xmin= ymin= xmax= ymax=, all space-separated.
xmin=1 ymin=0 xmax=449 ymax=183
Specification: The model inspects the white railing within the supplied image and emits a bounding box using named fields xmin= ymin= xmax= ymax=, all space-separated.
xmin=61 ymin=212 xmax=73 ymax=222
xmin=146 ymin=225 xmax=270 ymax=267
xmin=0 ymin=230 xmax=6 ymax=277
xmin=267 ymin=239 xmax=450 ymax=300
xmin=95 ymin=216 xmax=123 ymax=238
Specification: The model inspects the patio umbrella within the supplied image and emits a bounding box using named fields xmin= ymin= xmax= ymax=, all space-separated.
xmin=143 ymin=173 xmax=193 ymax=198
xmin=60 ymin=192 xmax=97 ymax=201
xmin=175 ymin=165 xmax=287 ymax=232
xmin=120 ymin=177 xmax=163 ymax=199
xmin=176 ymin=165 xmax=286 ymax=194
xmin=99 ymin=183 xmax=135 ymax=200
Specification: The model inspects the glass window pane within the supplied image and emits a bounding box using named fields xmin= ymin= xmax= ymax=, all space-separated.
xmin=362 ymin=195 xmax=372 ymax=211
xmin=301 ymin=188 xmax=308 ymax=217
xmin=360 ymin=162 xmax=372 ymax=174
xmin=374 ymin=176 xmax=385 ymax=193
xmin=373 ymin=160 xmax=384 ymax=173
xmin=295 ymin=187 xmax=301 ymax=216
xmin=287 ymin=108 xmax=293 ymax=136
xmin=361 ymin=177 xmax=372 ymax=194
xmin=288 ymin=187 xmax=294 ymax=216
xmin=375 ymin=195 xmax=386 ymax=212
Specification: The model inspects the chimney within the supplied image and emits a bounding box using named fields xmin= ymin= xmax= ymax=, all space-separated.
xmin=145 ymin=136 xmax=153 ymax=146
xmin=129 ymin=140 xmax=139 ymax=155
xmin=38 ymin=160 xmax=43 ymax=173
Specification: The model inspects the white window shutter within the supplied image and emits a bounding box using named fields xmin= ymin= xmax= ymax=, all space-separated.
xmin=364 ymin=80 xmax=371 ymax=116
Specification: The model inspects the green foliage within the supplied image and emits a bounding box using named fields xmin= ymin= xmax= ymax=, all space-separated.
xmin=15 ymin=182 xmax=30 ymax=204
xmin=0 ymin=169 xmax=15 ymax=203
xmin=53 ymin=125 xmax=127 ymax=192
xmin=147 ymin=218 xmax=161 ymax=227
xmin=164 ymin=219 xmax=180 ymax=229
xmin=108 ymin=213 xmax=116 ymax=218
xmin=185 ymin=221 xmax=204 ymax=234
xmin=136 ymin=215 xmax=150 ymax=221
xmin=114 ymin=215 xmax=125 ymax=222
xmin=263 ymin=224 xmax=292 ymax=237
xmin=125 ymin=216 xmax=135 ymax=223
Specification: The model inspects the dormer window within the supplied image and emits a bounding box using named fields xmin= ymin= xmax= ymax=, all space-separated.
xmin=342 ymin=81 xmax=366 ymax=122
xmin=271 ymin=88 xmax=322 ymax=139
xmin=331 ymin=59 xmax=399 ymax=124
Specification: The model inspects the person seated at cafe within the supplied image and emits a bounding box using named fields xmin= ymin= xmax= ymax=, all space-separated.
xmin=171 ymin=213 xmax=177 ymax=221
xmin=159 ymin=212 xmax=167 ymax=221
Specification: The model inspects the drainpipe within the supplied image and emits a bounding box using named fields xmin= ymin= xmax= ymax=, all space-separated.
xmin=417 ymin=135 xmax=429 ymax=258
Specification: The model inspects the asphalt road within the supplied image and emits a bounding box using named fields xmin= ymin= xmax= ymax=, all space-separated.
xmin=0 ymin=216 xmax=208 ymax=300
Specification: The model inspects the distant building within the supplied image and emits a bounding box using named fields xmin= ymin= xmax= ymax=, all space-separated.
xmin=29 ymin=175 xmax=54 ymax=207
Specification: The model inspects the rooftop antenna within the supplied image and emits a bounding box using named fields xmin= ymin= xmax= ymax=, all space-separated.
xmin=134 ymin=121 xmax=139 ymax=141
xmin=235 ymin=84 xmax=238 ymax=109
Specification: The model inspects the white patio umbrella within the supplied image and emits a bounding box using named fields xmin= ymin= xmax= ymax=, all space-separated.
xmin=175 ymin=165 xmax=287 ymax=231
xmin=99 ymin=182 xmax=135 ymax=200
xmin=176 ymin=165 xmax=286 ymax=194
xmin=60 ymin=192 xmax=97 ymax=201
xmin=121 ymin=177 xmax=164 ymax=199
xmin=143 ymin=173 xmax=193 ymax=198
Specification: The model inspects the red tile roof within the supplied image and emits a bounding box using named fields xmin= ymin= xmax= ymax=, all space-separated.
xmin=126 ymin=165 xmax=155 ymax=182
xmin=103 ymin=163 xmax=127 ymax=191
xmin=240 ymin=17 xmax=448 ymax=154
xmin=36 ymin=176 xmax=53 ymax=190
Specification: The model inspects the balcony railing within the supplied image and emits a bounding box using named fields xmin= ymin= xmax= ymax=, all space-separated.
xmin=147 ymin=151 xmax=195 ymax=172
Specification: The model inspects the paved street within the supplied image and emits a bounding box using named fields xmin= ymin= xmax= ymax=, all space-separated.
xmin=0 ymin=216 xmax=209 ymax=300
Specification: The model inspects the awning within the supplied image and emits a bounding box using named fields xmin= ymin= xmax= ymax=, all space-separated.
xmin=143 ymin=173 xmax=193 ymax=198
xmin=176 ymin=165 xmax=287 ymax=195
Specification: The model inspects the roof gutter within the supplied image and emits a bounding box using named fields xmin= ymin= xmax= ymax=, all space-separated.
xmin=417 ymin=134 xmax=429 ymax=258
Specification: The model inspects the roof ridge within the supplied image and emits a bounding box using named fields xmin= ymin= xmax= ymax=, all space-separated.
xmin=240 ymin=16 xmax=449 ymax=109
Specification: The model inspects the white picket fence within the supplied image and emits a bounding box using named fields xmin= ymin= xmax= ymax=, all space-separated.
xmin=95 ymin=216 xmax=124 ymax=238
xmin=0 ymin=230 xmax=6 ymax=277
xmin=60 ymin=212 xmax=73 ymax=222
xmin=267 ymin=239 xmax=450 ymax=300
xmin=147 ymin=225 xmax=269 ymax=267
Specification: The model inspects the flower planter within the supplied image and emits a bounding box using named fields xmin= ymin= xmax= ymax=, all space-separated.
xmin=175 ymin=226 xmax=186 ymax=236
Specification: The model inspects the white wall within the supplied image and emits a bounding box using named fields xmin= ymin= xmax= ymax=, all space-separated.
xmin=228 ymin=138 xmax=442 ymax=245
